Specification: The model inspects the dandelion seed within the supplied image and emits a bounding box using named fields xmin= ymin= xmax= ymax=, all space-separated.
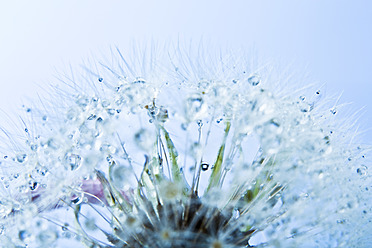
xmin=0 ymin=46 xmax=371 ymax=248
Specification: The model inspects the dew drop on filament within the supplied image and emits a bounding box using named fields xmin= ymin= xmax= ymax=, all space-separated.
xmin=71 ymin=193 xmax=84 ymax=205
xmin=16 ymin=154 xmax=28 ymax=163
xmin=201 ymin=163 xmax=209 ymax=171
xmin=109 ymin=164 xmax=137 ymax=191
xmin=356 ymin=165 xmax=368 ymax=177
xmin=29 ymin=181 xmax=38 ymax=191
xmin=248 ymin=74 xmax=260 ymax=86
xmin=65 ymin=153 xmax=82 ymax=171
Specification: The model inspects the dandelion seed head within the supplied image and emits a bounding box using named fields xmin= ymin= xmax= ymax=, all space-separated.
xmin=0 ymin=45 xmax=371 ymax=247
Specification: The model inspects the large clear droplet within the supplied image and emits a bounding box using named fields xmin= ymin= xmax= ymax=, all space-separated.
xmin=37 ymin=230 xmax=57 ymax=245
xmin=187 ymin=94 xmax=203 ymax=111
xmin=16 ymin=154 xmax=28 ymax=163
xmin=134 ymin=129 xmax=154 ymax=151
xmin=109 ymin=164 xmax=137 ymax=191
xmin=185 ymin=94 xmax=206 ymax=121
xmin=64 ymin=153 xmax=82 ymax=171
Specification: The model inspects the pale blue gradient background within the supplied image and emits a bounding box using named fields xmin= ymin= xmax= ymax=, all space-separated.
xmin=0 ymin=0 xmax=371 ymax=141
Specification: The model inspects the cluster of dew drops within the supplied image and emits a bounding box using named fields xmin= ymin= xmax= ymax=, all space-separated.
xmin=0 ymin=71 xmax=368 ymax=213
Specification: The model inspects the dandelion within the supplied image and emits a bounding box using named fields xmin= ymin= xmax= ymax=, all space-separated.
xmin=0 ymin=46 xmax=371 ymax=248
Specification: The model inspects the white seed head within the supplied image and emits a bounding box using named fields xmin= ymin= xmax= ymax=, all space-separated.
xmin=0 ymin=46 xmax=370 ymax=248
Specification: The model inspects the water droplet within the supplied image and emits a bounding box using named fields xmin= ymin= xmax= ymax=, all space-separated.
xmin=109 ymin=164 xmax=137 ymax=191
xmin=29 ymin=181 xmax=38 ymax=191
xmin=36 ymin=166 xmax=48 ymax=176
xmin=62 ymin=223 xmax=69 ymax=231
xmin=107 ymin=108 xmax=116 ymax=115
xmin=198 ymin=80 xmax=210 ymax=90
xmin=26 ymin=108 xmax=31 ymax=112
xmin=201 ymin=163 xmax=209 ymax=171
xmin=19 ymin=230 xmax=31 ymax=242
xmin=181 ymin=123 xmax=188 ymax=130
xmin=186 ymin=94 xmax=205 ymax=118
xmin=101 ymin=100 xmax=110 ymax=108
xmin=71 ymin=193 xmax=83 ymax=205
xmin=16 ymin=154 xmax=28 ymax=163
xmin=30 ymin=144 xmax=38 ymax=151
xmin=145 ymin=104 xmax=168 ymax=123
xmin=0 ymin=200 xmax=13 ymax=218
xmin=37 ymin=230 xmax=57 ymax=244
xmin=134 ymin=129 xmax=154 ymax=151
xmin=190 ymin=142 xmax=202 ymax=159
xmin=87 ymin=114 xmax=96 ymax=120
xmin=356 ymin=165 xmax=368 ymax=177
xmin=248 ymin=74 xmax=260 ymax=86
xmin=76 ymin=97 xmax=89 ymax=108
xmin=133 ymin=77 xmax=146 ymax=84
xmin=106 ymin=155 xmax=115 ymax=166
xmin=337 ymin=219 xmax=346 ymax=224
xmin=100 ymin=143 xmax=117 ymax=154
xmin=65 ymin=153 xmax=82 ymax=171
xmin=42 ymin=115 xmax=48 ymax=121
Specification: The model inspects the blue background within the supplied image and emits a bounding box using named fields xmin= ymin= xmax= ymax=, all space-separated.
xmin=0 ymin=0 xmax=371 ymax=142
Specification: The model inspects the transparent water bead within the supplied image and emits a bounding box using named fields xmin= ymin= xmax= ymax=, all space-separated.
xmin=356 ymin=165 xmax=368 ymax=177
xmin=71 ymin=192 xmax=84 ymax=205
xmin=135 ymin=128 xmax=154 ymax=151
xmin=201 ymin=163 xmax=209 ymax=171
xmin=16 ymin=153 xmax=28 ymax=163
xmin=185 ymin=93 xmax=206 ymax=121
xmin=18 ymin=230 xmax=32 ymax=242
xmin=0 ymin=200 xmax=13 ymax=218
xmin=186 ymin=94 xmax=203 ymax=111
xmin=29 ymin=181 xmax=38 ymax=191
xmin=133 ymin=77 xmax=146 ymax=84
xmin=64 ymin=153 xmax=82 ymax=171
xmin=109 ymin=163 xmax=137 ymax=191
xmin=145 ymin=103 xmax=169 ymax=123
xmin=36 ymin=229 xmax=57 ymax=245
xmin=248 ymin=74 xmax=261 ymax=86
